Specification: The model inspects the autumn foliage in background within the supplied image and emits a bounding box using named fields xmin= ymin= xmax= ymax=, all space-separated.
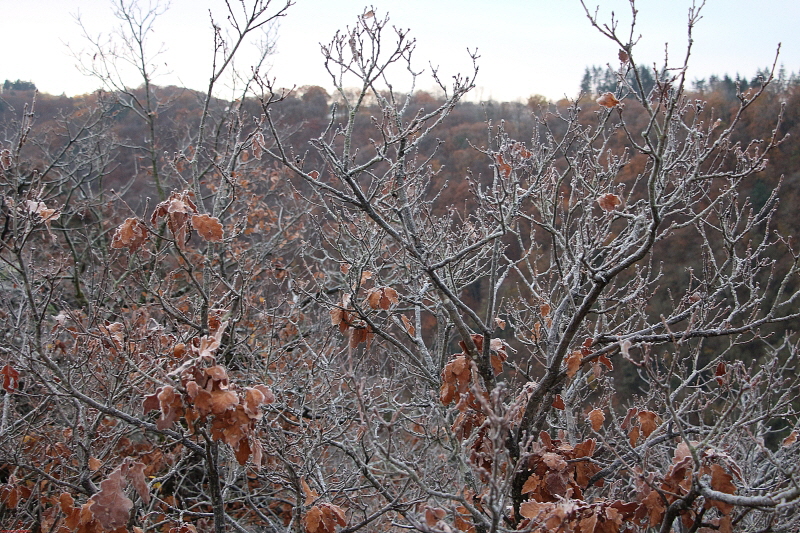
xmin=1 ymin=1 xmax=799 ymax=533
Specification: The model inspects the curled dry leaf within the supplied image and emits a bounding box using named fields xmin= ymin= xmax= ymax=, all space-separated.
xmin=366 ymin=286 xmax=399 ymax=310
xmin=565 ymin=350 xmax=582 ymax=378
xmin=1 ymin=364 xmax=20 ymax=393
xmin=27 ymin=200 xmax=60 ymax=222
xmin=111 ymin=217 xmax=149 ymax=252
xmin=597 ymin=193 xmax=622 ymax=212
xmin=638 ymin=410 xmax=660 ymax=438
xmin=618 ymin=49 xmax=629 ymax=63
xmin=588 ymin=408 xmax=605 ymax=431
xmin=0 ymin=148 xmax=11 ymax=170
xmin=425 ymin=506 xmax=447 ymax=527
xmin=88 ymin=465 xmax=133 ymax=530
xmin=301 ymin=477 xmax=319 ymax=506
xmin=191 ymin=214 xmax=224 ymax=242
xmin=708 ymin=464 xmax=736 ymax=515
xmin=401 ymin=315 xmax=415 ymax=336
xmin=151 ymin=190 xmax=198 ymax=246
xmin=552 ymin=394 xmax=565 ymax=410
xmin=597 ymin=92 xmax=621 ymax=108
xmin=304 ymin=503 xmax=346 ymax=533
xmin=782 ymin=430 xmax=798 ymax=447
xmin=494 ymin=153 xmax=512 ymax=178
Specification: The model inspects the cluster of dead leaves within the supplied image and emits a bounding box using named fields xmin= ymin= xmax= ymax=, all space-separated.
xmin=511 ymin=433 xmax=644 ymax=532
xmin=520 ymin=433 xmax=602 ymax=504
xmin=301 ymin=478 xmax=347 ymax=533
xmin=440 ymin=334 xmax=508 ymax=409
xmin=143 ymin=318 xmax=274 ymax=466
xmin=637 ymin=441 xmax=740 ymax=532
xmin=620 ymin=407 xmax=660 ymax=446
xmin=563 ymin=339 xmax=612 ymax=381
xmin=112 ymin=190 xmax=224 ymax=252
xmin=57 ymin=459 xmax=149 ymax=532
xmin=144 ymin=363 xmax=273 ymax=466
xmin=519 ymin=499 xmax=638 ymax=533
xmin=329 ymin=274 xmax=400 ymax=348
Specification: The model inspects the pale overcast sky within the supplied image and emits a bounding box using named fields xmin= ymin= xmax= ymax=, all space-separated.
xmin=2 ymin=0 xmax=798 ymax=102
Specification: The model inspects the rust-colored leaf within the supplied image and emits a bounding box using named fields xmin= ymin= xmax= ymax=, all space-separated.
xmin=597 ymin=92 xmax=621 ymax=108
xmin=708 ymin=464 xmax=736 ymax=515
xmin=588 ymin=408 xmax=605 ymax=431
xmin=782 ymin=430 xmax=798 ymax=447
xmin=618 ymin=49 xmax=629 ymax=63
xmin=366 ymin=286 xmax=399 ymax=310
xmin=715 ymin=362 xmax=727 ymax=385
xmin=111 ymin=217 xmax=149 ymax=252
xmin=628 ymin=425 xmax=640 ymax=447
xmin=27 ymin=200 xmax=60 ymax=222
xmin=597 ymin=354 xmax=613 ymax=370
xmin=552 ymin=394 xmax=565 ymax=410
xmin=565 ymin=350 xmax=582 ymax=378
xmin=597 ymin=193 xmax=622 ymax=211
xmin=425 ymin=506 xmax=446 ymax=527
xmin=542 ymin=452 xmax=568 ymax=471
xmin=401 ymin=315 xmax=415 ymax=336
xmin=1 ymin=364 xmax=20 ymax=393
xmin=191 ymin=214 xmax=224 ymax=242
xmin=638 ymin=411 xmax=660 ymax=438
xmin=304 ymin=505 xmax=323 ymax=533
xmin=0 ymin=149 xmax=11 ymax=170
xmin=301 ymin=478 xmax=319 ymax=506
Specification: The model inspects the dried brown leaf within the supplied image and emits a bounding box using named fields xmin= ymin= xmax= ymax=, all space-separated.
xmin=597 ymin=92 xmax=621 ymax=108
xmin=1 ymin=364 xmax=20 ymax=393
xmin=597 ymin=193 xmax=622 ymax=212
xmin=588 ymin=408 xmax=605 ymax=431
xmin=638 ymin=411 xmax=660 ymax=438
xmin=88 ymin=466 xmax=133 ymax=530
xmin=191 ymin=214 xmax=224 ymax=242
xmin=552 ymin=394 xmax=565 ymax=410
xmin=111 ymin=217 xmax=149 ymax=252
xmin=126 ymin=461 xmax=150 ymax=505
xmin=565 ymin=350 xmax=582 ymax=378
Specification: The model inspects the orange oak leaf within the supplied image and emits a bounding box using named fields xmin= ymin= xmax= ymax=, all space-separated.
xmin=111 ymin=217 xmax=149 ymax=252
xmin=425 ymin=507 xmax=446 ymax=527
xmin=638 ymin=410 xmax=660 ymax=438
xmin=597 ymin=92 xmax=621 ymax=108
xmin=401 ymin=315 xmax=415 ymax=336
xmin=191 ymin=214 xmax=224 ymax=242
xmin=565 ymin=350 xmax=582 ymax=378
xmin=588 ymin=408 xmax=605 ymax=431
xmin=708 ymin=464 xmax=736 ymax=515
